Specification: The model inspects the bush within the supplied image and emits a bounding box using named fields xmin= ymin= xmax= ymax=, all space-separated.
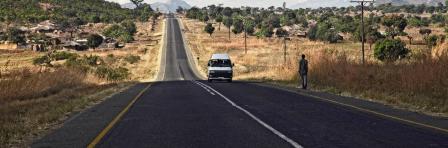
xmin=374 ymin=39 xmax=410 ymax=62
xmin=95 ymin=66 xmax=129 ymax=81
xmin=87 ymin=34 xmax=104 ymax=49
xmin=204 ymin=23 xmax=215 ymax=37
xmin=51 ymin=51 xmax=79 ymax=61
xmin=33 ymin=55 xmax=51 ymax=66
xmin=124 ymin=55 xmax=141 ymax=64
xmin=83 ymin=55 xmax=103 ymax=66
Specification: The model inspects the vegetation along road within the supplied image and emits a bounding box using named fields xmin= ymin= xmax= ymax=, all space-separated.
xmin=31 ymin=14 xmax=448 ymax=148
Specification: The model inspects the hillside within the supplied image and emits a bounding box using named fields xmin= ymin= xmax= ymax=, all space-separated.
xmin=291 ymin=0 xmax=354 ymax=8
xmin=121 ymin=0 xmax=191 ymax=12
xmin=0 ymin=0 xmax=134 ymax=24
xmin=376 ymin=0 xmax=445 ymax=6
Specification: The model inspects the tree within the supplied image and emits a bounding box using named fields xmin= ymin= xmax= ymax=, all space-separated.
xmin=5 ymin=27 xmax=25 ymax=44
xmin=176 ymin=6 xmax=184 ymax=14
xmin=419 ymin=28 xmax=432 ymax=36
xmin=382 ymin=15 xmax=407 ymax=39
xmin=324 ymin=29 xmax=343 ymax=43
xmin=232 ymin=18 xmax=244 ymax=35
xmin=90 ymin=15 xmax=100 ymax=23
xmin=223 ymin=17 xmax=233 ymax=40
xmin=374 ymin=39 xmax=409 ymax=62
xmin=366 ymin=31 xmax=384 ymax=51
xmin=275 ymin=28 xmax=288 ymax=37
xmin=425 ymin=35 xmax=438 ymax=50
xmin=203 ymin=15 xmax=210 ymax=23
xmin=87 ymin=34 xmax=104 ymax=49
xmin=215 ymin=15 xmax=223 ymax=31
xmin=256 ymin=25 xmax=274 ymax=38
xmin=316 ymin=22 xmax=331 ymax=41
xmin=121 ymin=21 xmax=137 ymax=35
xmin=307 ymin=25 xmax=318 ymax=41
xmin=222 ymin=7 xmax=233 ymax=17
xmin=130 ymin=0 xmax=144 ymax=8
xmin=244 ymin=18 xmax=255 ymax=35
xmin=204 ymin=23 xmax=215 ymax=37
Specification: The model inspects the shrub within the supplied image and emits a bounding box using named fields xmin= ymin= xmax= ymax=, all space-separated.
xmin=33 ymin=55 xmax=51 ymax=66
xmin=51 ymin=51 xmax=79 ymax=61
xmin=124 ymin=55 xmax=141 ymax=64
xmin=83 ymin=55 xmax=103 ymax=66
xmin=87 ymin=34 xmax=104 ymax=49
xmin=95 ymin=66 xmax=129 ymax=81
xmin=204 ymin=23 xmax=215 ymax=37
xmin=374 ymin=39 xmax=410 ymax=62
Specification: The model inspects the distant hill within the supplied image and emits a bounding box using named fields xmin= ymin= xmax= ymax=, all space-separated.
xmin=121 ymin=0 xmax=191 ymax=12
xmin=291 ymin=0 xmax=354 ymax=9
xmin=0 ymin=0 xmax=133 ymax=24
xmin=121 ymin=2 xmax=136 ymax=9
xmin=376 ymin=0 xmax=445 ymax=6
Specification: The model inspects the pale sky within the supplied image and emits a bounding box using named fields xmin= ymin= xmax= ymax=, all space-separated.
xmin=106 ymin=0 xmax=308 ymax=8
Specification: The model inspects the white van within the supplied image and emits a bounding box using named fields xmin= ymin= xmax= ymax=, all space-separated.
xmin=207 ymin=54 xmax=234 ymax=82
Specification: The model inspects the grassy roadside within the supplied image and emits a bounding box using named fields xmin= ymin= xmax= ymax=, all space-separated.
xmin=0 ymin=18 xmax=164 ymax=147
xmin=180 ymin=17 xmax=448 ymax=117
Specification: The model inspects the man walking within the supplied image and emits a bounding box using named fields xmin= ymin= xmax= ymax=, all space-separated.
xmin=299 ymin=54 xmax=308 ymax=89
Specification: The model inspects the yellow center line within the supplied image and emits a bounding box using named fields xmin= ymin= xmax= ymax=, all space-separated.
xmin=87 ymin=83 xmax=153 ymax=148
xmin=293 ymin=91 xmax=448 ymax=134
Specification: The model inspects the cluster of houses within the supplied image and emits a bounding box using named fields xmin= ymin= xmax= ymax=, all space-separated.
xmin=0 ymin=20 xmax=121 ymax=52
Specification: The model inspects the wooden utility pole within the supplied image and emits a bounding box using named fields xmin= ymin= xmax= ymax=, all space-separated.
xmin=283 ymin=2 xmax=287 ymax=63
xmin=351 ymin=0 xmax=375 ymax=64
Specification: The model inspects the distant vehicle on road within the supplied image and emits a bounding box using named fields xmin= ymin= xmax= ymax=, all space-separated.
xmin=207 ymin=54 xmax=234 ymax=82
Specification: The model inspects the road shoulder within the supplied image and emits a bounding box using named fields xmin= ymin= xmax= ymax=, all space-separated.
xmin=32 ymin=83 xmax=151 ymax=148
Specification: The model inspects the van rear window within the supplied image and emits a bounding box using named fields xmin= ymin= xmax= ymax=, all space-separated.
xmin=209 ymin=59 xmax=232 ymax=67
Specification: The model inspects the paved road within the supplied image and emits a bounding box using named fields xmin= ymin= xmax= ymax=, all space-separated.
xmin=34 ymin=15 xmax=448 ymax=148
xmin=96 ymin=15 xmax=448 ymax=148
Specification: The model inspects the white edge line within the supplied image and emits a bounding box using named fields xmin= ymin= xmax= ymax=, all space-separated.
xmin=194 ymin=81 xmax=303 ymax=148
xmin=192 ymin=81 xmax=215 ymax=95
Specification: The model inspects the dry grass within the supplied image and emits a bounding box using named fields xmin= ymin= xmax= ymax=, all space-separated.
xmin=182 ymin=17 xmax=448 ymax=115
xmin=0 ymin=67 xmax=127 ymax=147
xmin=0 ymin=19 xmax=164 ymax=147
xmin=309 ymin=53 xmax=448 ymax=113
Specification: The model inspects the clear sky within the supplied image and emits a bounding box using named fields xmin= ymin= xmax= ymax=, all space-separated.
xmin=106 ymin=0 xmax=308 ymax=8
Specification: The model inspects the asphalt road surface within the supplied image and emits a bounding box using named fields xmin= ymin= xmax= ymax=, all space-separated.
xmin=34 ymin=15 xmax=448 ymax=148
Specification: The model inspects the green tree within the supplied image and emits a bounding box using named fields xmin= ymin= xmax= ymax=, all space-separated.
xmin=374 ymin=39 xmax=409 ymax=62
xmin=222 ymin=7 xmax=233 ymax=17
xmin=204 ymin=23 xmax=215 ymax=37
xmin=255 ymin=25 xmax=274 ymax=38
xmin=203 ymin=15 xmax=210 ymax=23
xmin=232 ymin=18 xmax=244 ymax=35
xmin=223 ymin=17 xmax=233 ymax=39
xmin=90 ymin=15 xmax=100 ymax=23
xmin=244 ymin=18 xmax=255 ymax=35
xmin=130 ymin=0 xmax=144 ymax=8
xmin=5 ymin=27 xmax=25 ymax=44
xmin=425 ymin=35 xmax=438 ymax=49
xmin=215 ymin=15 xmax=223 ymax=31
xmin=382 ymin=15 xmax=407 ymax=39
xmin=87 ymin=34 xmax=104 ymax=49
xmin=121 ymin=21 xmax=137 ymax=35
xmin=307 ymin=25 xmax=318 ymax=41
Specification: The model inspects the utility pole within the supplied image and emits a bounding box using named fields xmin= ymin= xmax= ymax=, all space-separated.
xmin=283 ymin=2 xmax=287 ymax=63
xmin=351 ymin=0 xmax=374 ymax=64
xmin=244 ymin=16 xmax=247 ymax=54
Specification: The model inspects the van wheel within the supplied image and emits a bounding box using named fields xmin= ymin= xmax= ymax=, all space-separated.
xmin=227 ymin=79 xmax=232 ymax=83
xmin=208 ymin=79 xmax=212 ymax=83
